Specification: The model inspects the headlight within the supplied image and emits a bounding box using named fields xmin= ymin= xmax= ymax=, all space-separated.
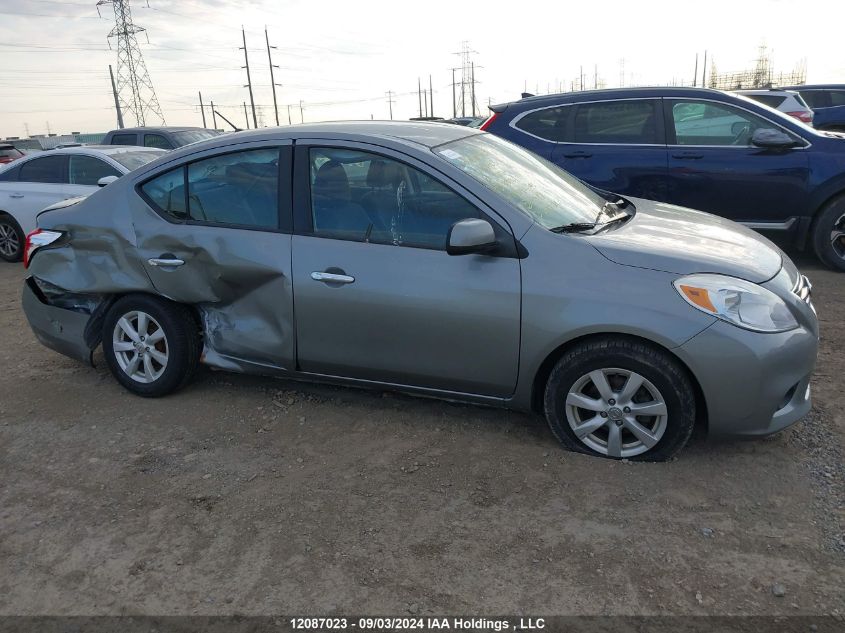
xmin=673 ymin=274 xmax=798 ymax=333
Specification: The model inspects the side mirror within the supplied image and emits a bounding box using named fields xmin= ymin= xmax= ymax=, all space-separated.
xmin=97 ymin=175 xmax=119 ymax=187
xmin=446 ymin=218 xmax=497 ymax=256
xmin=751 ymin=128 xmax=797 ymax=149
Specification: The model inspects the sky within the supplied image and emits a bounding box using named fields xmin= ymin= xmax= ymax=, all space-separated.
xmin=1 ymin=0 xmax=843 ymax=138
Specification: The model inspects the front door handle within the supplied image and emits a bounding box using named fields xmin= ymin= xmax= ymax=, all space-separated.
xmin=672 ymin=152 xmax=704 ymax=159
xmin=9 ymin=193 xmax=23 ymax=199
xmin=148 ymin=257 xmax=185 ymax=267
xmin=311 ymin=271 xmax=355 ymax=284
xmin=562 ymin=151 xmax=593 ymax=159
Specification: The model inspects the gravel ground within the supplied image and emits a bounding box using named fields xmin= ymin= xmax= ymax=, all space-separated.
xmin=0 ymin=253 xmax=842 ymax=616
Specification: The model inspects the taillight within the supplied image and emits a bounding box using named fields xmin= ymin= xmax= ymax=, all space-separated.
xmin=787 ymin=111 xmax=814 ymax=124
xmin=479 ymin=112 xmax=498 ymax=131
xmin=23 ymin=229 xmax=63 ymax=268
xmin=0 ymin=157 xmax=12 ymax=164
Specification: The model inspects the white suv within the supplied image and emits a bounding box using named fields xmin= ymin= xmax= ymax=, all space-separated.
xmin=734 ymin=89 xmax=814 ymax=124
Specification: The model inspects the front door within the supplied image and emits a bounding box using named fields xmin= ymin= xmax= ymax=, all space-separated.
xmin=291 ymin=142 xmax=521 ymax=397
xmin=131 ymin=141 xmax=295 ymax=370
xmin=664 ymin=98 xmax=811 ymax=225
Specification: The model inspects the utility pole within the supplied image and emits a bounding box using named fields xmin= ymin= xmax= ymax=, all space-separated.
xmin=470 ymin=62 xmax=476 ymax=116
xmin=287 ymin=104 xmax=292 ymax=125
xmin=243 ymin=102 xmax=250 ymax=129
xmin=240 ymin=27 xmax=258 ymax=128
xmin=594 ymin=64 xmax=598 ymax=89
xmin=109 ymin=64 xmax=124 ymax=129
xmin=210 ymin=99 xmax=218 ymax=130
xmin=198 ymin=91 xmax=206 ymax=127
xmin=693 ymin=53 xmax=699 ymax=87
xmin=386 ymin=90 xmax=395 ymax=120
xmin=580 ymin=65 xmax=584 ymax=91
xmin=429 ymin=74 xmax=434 ymax=118
xmin=265 ymin=27 xmax=280 ymax=126
xmin=418 ymin=77 xmax=423 ymax=118
xmin=423 ymin=89 xmax=428 ymax=117
xmin=97 ymin=0 xmax=165 ymax=126
xmin=299 ymin=100 xmax=304 ymax=123
xmin=451 ymin=68 xmax=457 ymax=118
xmin=702 ymin=50 xmax=708 ymax=87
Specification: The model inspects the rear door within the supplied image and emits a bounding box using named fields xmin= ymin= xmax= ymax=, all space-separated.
xmin=551 ymin=98 xmax=670 ymax=201
xmin=1 ymin=155 xmax=70 ymax=234
xmin=132 ymin=141 xmax=295 ymax=370
xmin=290 ymin=141 xmax=521 ymax=397
xmin=664 ymin=98 xmax=810 ymax=225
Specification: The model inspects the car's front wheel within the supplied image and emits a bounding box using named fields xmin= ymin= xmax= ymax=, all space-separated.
xmin=812 ymin=196 xmax=845 ymax=272
xmin=543 ymin=337 xmax=696 ymax=461
xmin=102 ymin=295 xmax=200 ymax=397
xmin=0 ymin=215 xmax=24 ymax=262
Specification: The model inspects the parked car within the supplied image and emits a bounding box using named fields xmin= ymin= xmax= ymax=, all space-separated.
xmin=21 ymin=122 xmax=817 ymax=461
xmin=0 ymin=145 xmax=165 ymax=261
xmin=481 ymin=86 xmax=845 ymax=271
xmin=446 ymin=116 xmax=487 ymax=127
xmin=102 ymin=126 xmax=222 ymax=150
xmin=780 ymin=84 xmax=845 ymax=132
xmin=734 ymin=88 xmax=813 ymax=124
xmin=0 ymin=143 xmax=24 ymax=165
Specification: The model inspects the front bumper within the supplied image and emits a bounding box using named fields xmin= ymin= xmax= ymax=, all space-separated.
xmin=22 ymin=279 xmax=98 ymax=365
xmin=676 ymin=319 xmax=817 ymax=437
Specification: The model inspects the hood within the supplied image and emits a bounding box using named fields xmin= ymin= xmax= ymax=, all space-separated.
xmin=586 ymin=197 xmax=783 ymax=283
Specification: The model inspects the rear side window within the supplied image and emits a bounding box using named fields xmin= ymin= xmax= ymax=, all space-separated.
xmin=187 ymin=148 xmax=280 ymax=229
xmin=18 ymin=155 xmax=67 ymax=184
xmin=69 ymin=155 xmax=121 ymax=186
xmin=514 ymin=106 xmax=572 ymax=142
xmin=830 ymin=91 xmax=845 ymax=107
xmin=144 ymin=134 xmax=173 ymax=149
xmin=746 ymin=94 xmax=787 ymax=109
xmin=110 ymin=134 xmax=138 ymax=146
xmin=140 ymin=168 xmax=187 ymax=221
xmin=574 ymin=99 xmax=659 ymax=144
xmin=799 ymin=91 xmax=827 ymax=108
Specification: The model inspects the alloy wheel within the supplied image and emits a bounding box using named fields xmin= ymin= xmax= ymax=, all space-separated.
xmin=831 ymin=212 xmax=845 ymax=260
xmin=565 ymin=367 xmax=668 ymax=458
xmin=0 ymin=222 xmax=20 ymax=259
xmin=112 ymin=310 xmax=169 ymax=383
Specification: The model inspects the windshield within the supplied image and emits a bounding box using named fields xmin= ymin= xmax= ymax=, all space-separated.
xmin=110 ymin=150 xmax=165 ymax=171
xmin=173 ymin=130 xmax=221 ymax=146
xmin=434 ymin=133 xmax=605 ymax=228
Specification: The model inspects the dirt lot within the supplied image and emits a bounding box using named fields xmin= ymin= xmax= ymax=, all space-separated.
xmin=0 ymin=253 xmax=842 ymax=617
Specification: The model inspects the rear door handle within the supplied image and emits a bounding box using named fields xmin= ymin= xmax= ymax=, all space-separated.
xmin=311 ymin=271 xmax=355 ymax=284
xmin=9 ymin=193 xmax=23 ymax=199
xmin=672 ymin=152 xmax=704 ymax=159
xmin=562 ymin=152 xmax=593 ymax=159
xmin=148 ymin=257 xmax=185 ymax=267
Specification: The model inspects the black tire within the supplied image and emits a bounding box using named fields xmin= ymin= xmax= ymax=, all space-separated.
xmin=811 ymin=195 xmax=845 ymax=272
xmin=543 ymin=337 xmax=696 ymax=462
xmin=102 ymin=294 xmax=201 ymax=397
xmin=0 ymin=214 xmax=24 ymax=263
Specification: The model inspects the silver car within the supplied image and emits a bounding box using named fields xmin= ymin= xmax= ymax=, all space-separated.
xmin=21 ymin=122 xmax=818 ymax=461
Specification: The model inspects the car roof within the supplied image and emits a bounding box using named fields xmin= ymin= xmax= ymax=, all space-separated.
xmin=734 ymin=89 xmax=798 ymax=95
xmin=42 ymin=145 xmax=166 ymax=155
xmin=110 ymin=126 xmax=213 ymax=133
xmin=491 ymin=86 xmax=744 ymax=111
xmin=780 ymin=84 xmax=845 ymax=91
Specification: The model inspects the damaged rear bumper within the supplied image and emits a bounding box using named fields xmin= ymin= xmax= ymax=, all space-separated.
xmin=22 ymin=278 xmax=105 ymax=366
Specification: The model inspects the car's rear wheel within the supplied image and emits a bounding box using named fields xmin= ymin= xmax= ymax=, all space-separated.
xmin=102 ymin=295 xmax=200 ymax=397
xmin=812 ymin=196 xmax=845 ymax=272
xmin=543 ymin=337 xmax=696 ymax=461
xmin=0 ymin=215 xmax=23 ymax=262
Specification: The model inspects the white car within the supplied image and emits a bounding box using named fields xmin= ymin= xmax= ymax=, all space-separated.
xmin=734 ymin=89 xmax=814 ymax=125
xmin=0 ymin=145 xmax=165 ymax=261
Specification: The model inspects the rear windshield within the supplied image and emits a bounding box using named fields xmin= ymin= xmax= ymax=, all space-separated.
xmin=173 ymin=130 xmax=221 ymax=146
xmin=0 ymin=147 xmax=22 ymax=158
xmin=746 ymin=94 xmax=787 ymax=109
xmin=434 ymin=133 xmax=605 ymax=228
xmin=109 ymin=150 xmax=165 ymax=171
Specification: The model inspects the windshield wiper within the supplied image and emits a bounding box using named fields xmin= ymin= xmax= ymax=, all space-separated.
xmin=549 ymin=222 xmax=598 ymax=234
xmin=550 ymin=204 xmax=631 ymax=234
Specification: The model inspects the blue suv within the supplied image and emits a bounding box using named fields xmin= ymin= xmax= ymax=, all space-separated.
xmin=482 ymin=87 xmax=845 ymax=271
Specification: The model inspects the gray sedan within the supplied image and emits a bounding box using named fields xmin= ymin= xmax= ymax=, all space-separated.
xmin=21 ymin=122 xmax=818 ymax=460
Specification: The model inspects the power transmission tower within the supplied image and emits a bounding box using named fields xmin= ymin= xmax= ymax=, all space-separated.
xmin=96 ymin=0 xmax=165 ymax=126
xmin=454 ymin=42 xmax=480 ymax=117
xmin=265 ymin=27 xmax=281 ymax=126
xmin=386 ymin=91 xmax=395 ymax=120
xmin=240 ymin=27 xmax=258 ymax=128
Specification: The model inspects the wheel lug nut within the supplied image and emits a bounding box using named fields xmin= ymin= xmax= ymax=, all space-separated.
xmin=600 ymin=412 xmax=608 ymax=418
xmin=615 ymin=420 xmax=623 ymax=427
xmin=608 ymin=399 xmax=616 ymax=405
xmin=623 ymin=406 xmax=631 ymax=413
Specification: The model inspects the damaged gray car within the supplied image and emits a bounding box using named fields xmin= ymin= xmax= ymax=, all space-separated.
xmin=22 ymin=122 xmax=818 ymax=460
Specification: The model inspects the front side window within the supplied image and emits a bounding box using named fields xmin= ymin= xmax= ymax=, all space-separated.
xmin=110 ymin=134 xmax=138 ymax=146
xmin=140 ymin=167 xmax=187 ymax=221
xmin=69 ymin=155 xmax=121 ymax=186
xmin=144 ymin=134 xmax=173 ymax=150
xmin=187 ymin=148 xmax=279 ymax=228
xmin=308 ymin=148 xmax=481 ymax=249
xmin=515 ymin=106 xmax=572 ymax=142
xmin=672 ymin=101 xmax=778 ymax=146
xmin=574 ymin=99 xmax=659 ymax=144
xmin=435 ymin=133 xmax=604 ymax=229
xmin=18 ymin=155 xmax=66 ymax=184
